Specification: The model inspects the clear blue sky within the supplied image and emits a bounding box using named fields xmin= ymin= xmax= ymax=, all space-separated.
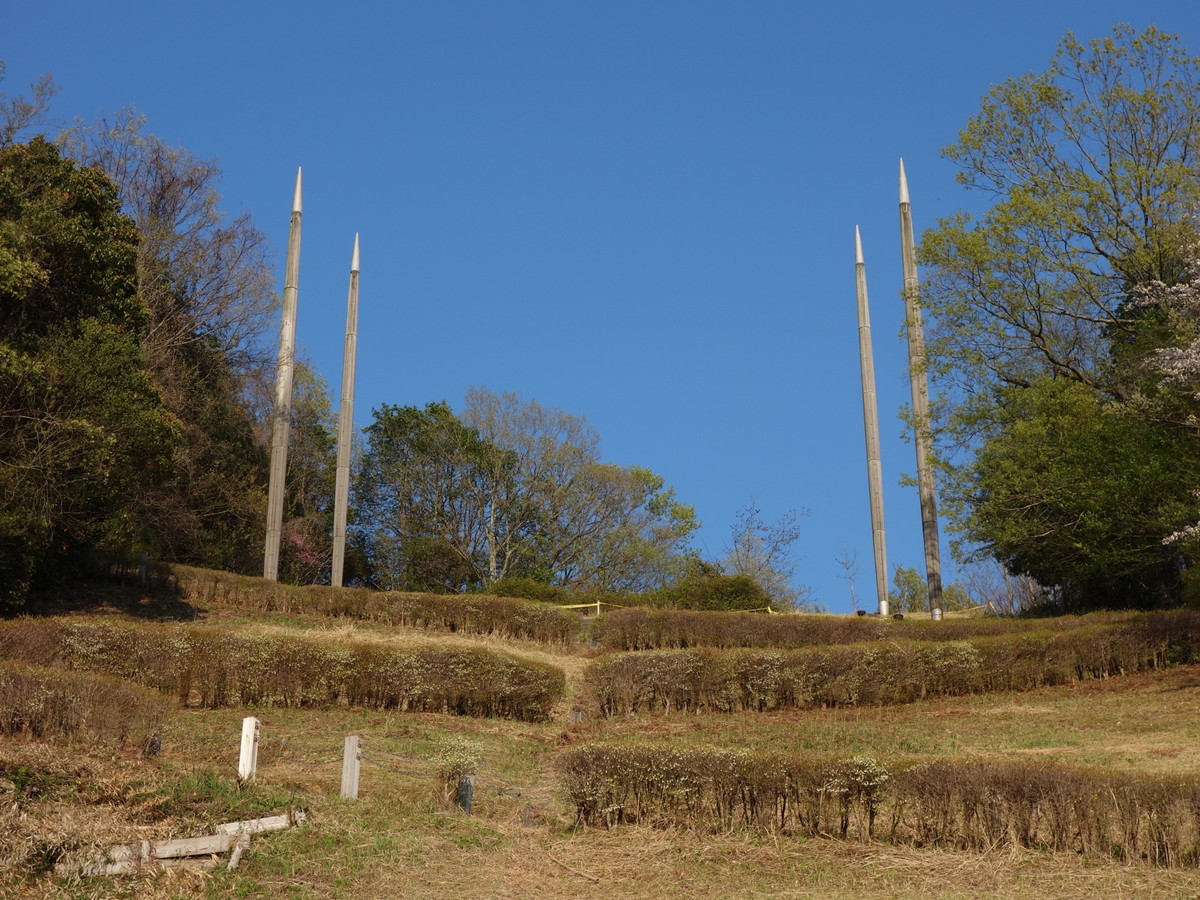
xmin=6 ymin=2 xmax=1198 ymax=611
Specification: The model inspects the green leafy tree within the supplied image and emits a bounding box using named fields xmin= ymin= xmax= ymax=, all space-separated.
xmin=355 ymin=391 xmax=698 ymax=593
xmin=889 ymin=565 xmax=971 ymax=614
xmin=60 ymin=110 xmax=277 ymax=574
xmin=462 ymin=388 xmax=697 ymax=591
xmin=956 ymin=378 xmax=1197 ymax=610
xmin=918 ymin=26 xmax=1200 ymax=609
xmin=921 ymin=25 xmax=1200 ymax=406
xmin=888 ymin=566 xmax=928 ymax=615
xmin=0 ymin=138 xmax=179 ymax=606
xmin=461 ymin=387 xmax=697 ymax=591
xmin=355 ymin=401 xmax=487 ymax=592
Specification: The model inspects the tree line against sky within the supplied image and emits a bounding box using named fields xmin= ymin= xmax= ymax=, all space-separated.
xmin=2 ymin=24 xmax=1199 ymax=615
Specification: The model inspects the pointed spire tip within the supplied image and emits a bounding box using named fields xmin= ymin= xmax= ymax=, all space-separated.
xmin=292 ymin=167 xmax=303 ymax=214
xmin=351 ymin=233 xmax=360 ymax=272
xmin=899 ymin=158 xmax=910 ymax=205
xmin=855 ymin=226 xmax=864 ymax=264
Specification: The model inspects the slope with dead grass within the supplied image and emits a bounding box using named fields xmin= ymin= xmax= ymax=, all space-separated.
xmin=3 ymin=573 xmax=1200 ymax=899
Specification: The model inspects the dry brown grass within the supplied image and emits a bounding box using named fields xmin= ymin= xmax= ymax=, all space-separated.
xmin=6 ymin=579 xmax=1200 ymax=899
xmin=368 ymin=829 xmax=1200 ymax=900
xmin=576 ymin=664 xmax=1200 ymax=774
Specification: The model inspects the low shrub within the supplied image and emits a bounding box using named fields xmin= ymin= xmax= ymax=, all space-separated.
xmin=592 ymin=608 xmax=889 ymax=650
xmin=591 ymin=607 xmax=1200 ymax=657
xmin=559 ymin=745 xmax=1200 ymax=866
xmin=171 ymin=565 xmax=580 ymax=645
xmin=643 ymin=574 xmax=774 ymax=612
xmin=0 ymin=619 xmax=565 ymax=722
xmin=583 ymin=613 xmax=1200 ymax=716
xmin=585 ymin=641 xmax=987 ymax=715
xmin=0 ymin=661 xmax=168 ymax=752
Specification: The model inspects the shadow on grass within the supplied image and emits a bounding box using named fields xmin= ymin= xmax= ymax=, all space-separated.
xmin=22 ymin=574 xmax=202 ymax=622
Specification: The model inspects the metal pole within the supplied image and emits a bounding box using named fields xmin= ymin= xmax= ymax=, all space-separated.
xmin=331 ymin=235 xmax=360 ymax=587
xmin=264 ymin=169 xmax=303 ymax=581
xmin=855 ymin=227 xmax=890 ymax=617
xmin=898 ymin=160 xmax=944 ymax=620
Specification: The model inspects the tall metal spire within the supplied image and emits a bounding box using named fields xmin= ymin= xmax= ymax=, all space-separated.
xmin=263 ymin=168 xmax=303 ymax=581
xmin=898 ymin=159 xmax=944 ymax=620
xmin=855 ymin=227 xmax=890 ymax=616
xmin=331 ymin=234 xmax=360 ymax=587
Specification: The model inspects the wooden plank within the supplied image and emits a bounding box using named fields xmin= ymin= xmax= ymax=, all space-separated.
xmin=215 ymin=809 xmax=306 ymax=835
xmin=78 ymin=862 xmax=137 ymax=876
xmin=157 ymin=857 xmax=222 ymax=871
xmin=59 ymin=808 xmax=301 ymax=877
xmin=151 ymin=833 xmax=238 ymax=859
xmin=75 ymin=845 xmax=139 ymax=877
xmin=227 ymin=835 xmax=251 ymax=871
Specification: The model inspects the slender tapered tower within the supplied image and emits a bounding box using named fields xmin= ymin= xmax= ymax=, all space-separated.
xmin=331 ymin=234 xmax=360 ymax=587
xmin=898 ymin=159 xmax=944 ymax=620
xmin=263 ymin=168 xmax=303 ymax=581
xmin=855 ymin=227 xmax=890 ymax=616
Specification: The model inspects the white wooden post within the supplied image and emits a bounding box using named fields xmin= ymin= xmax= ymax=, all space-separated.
xmin=341 ymin=735 xmax=361 ymax=799
xmin=238 ymin=717 xmax=261 ymax=783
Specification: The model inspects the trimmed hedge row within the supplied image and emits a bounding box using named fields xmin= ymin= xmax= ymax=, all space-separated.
xmin=584 ymin=617 xmax=1198 ymax=715
xmin=0 ymin=661 xmax=168 ymax=751
xmin=0 ymin=619 xmax=565 ymax=722
xmin=173 ymin=565 xmax=580 ymax=645
xmin=559 ymin=744 xmax=1200 ymax=866
xmin=590 ymin=606 xmax=1198 ymax=651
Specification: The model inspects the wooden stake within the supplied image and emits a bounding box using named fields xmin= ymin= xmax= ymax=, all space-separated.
xmin=341 ymin=734 xmax=362 ymax=799
xmin=238 ymin=716 xmax=260 ymax=783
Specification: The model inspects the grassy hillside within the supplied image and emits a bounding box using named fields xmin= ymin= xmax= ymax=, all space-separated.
xmin=2 ymin=570 xmax=1199 ymax=899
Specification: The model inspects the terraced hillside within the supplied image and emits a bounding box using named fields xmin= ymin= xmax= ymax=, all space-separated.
xmin=2 ymin=569 xmax=1199 ymax=900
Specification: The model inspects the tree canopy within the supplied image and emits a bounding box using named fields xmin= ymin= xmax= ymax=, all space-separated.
xmin=61 ymin=111 xmax=278 ymax=575
xmin=920 ymin=25 xmax=1200 ymax=610
xmin=354 ymin=390 xmax=699 ymax=593
xmin=921 ymin=24 xmax=1200 ymax=403
xmin=0 ymin=138 xmax=179 ymax=604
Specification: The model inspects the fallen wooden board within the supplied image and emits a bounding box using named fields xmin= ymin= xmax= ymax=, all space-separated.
xmin=152 ymin=834 xmax=239 ymax=859
xmin=156 ymin=857 xmax=222 ymax=872
xmin=215 ymin=809 xmax=306 ymax=835
xmin=59 ymin=808 xmax=302 ymax=877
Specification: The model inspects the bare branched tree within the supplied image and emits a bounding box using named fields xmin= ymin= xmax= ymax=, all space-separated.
xmin=958 ymin=559 xmax=1045 ymax=616
xmin=0 ymin=62 xmax=58 ymax=148
xmin=837 ymin=546 xmax=860 ymax=612
xmin=462 ymin=387 xmax=698 ymax=591
xmin=723 ymin=501 xmax=817 ymax=610
xmin=61 ymin=109 xmax=277 ymax=377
